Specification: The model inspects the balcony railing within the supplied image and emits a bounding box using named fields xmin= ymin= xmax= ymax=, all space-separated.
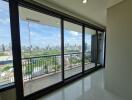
xmin=0 ymin=52 xmax=91 ymax=85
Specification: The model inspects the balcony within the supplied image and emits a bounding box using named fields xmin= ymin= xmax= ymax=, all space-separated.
xmin=0 ymin=52 xmax=95 ymax=95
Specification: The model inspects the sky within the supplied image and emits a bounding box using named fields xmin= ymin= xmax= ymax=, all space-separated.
xmin=0 ymin=0 xmax=91 ymax=48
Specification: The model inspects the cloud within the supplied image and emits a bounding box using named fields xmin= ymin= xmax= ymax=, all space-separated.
xmin=71 ymin=37 xmax=76 ymax=40
xmin=0 ymin=1 xmax=9 ymax=10
xmin=30 ymin=31 xmax=36 ymax=36
xmin=70 ymin=31 xmax=79 ymax=36
xmin=66 ymin=39 xmax=70 ymax=42
xmin=0 ymin=18 xmax=10 ymax=25
xmin=30 ymin=31 xmax=42 ymax=38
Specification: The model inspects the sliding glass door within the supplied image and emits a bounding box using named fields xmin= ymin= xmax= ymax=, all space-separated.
xmin=97 ymin=31 xmax=105 ymax=67
xmin=84 ymin=28 xmax=96 ymax=70
xmin=64 ymin=21 xmax=82 ymax=79
xmin=6 ymin=1 xmax=105 ymax=99
xmin=19 ymin=7 xmax=62 ymax=96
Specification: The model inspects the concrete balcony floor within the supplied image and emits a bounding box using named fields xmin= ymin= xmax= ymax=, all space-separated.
xmin=24 ymin=63 xmax=95 ymax=96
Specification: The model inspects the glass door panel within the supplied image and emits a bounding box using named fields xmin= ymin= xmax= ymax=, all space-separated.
xmin=64 ymin=21 xmax=82 ymax=79
xmin=19 ymin=6 xmax=62 ymax=96
xmin=85 ymin=28 xmax=96 ymax=70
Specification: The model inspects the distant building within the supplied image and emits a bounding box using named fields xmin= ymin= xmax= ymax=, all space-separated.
xmin=0 ymin=44 xmax=5 ymax=52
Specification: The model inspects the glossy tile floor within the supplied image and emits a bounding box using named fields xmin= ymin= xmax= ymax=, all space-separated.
xmin=38 ymin=69 xmax=124 ymax=100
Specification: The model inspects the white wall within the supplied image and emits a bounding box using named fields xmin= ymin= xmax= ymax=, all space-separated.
xmin=105 ymin=0 xmax=132 ymax=100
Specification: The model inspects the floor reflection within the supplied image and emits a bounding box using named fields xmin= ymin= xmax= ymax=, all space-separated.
xmin=38 ymin=69 xmax=123 ymax=100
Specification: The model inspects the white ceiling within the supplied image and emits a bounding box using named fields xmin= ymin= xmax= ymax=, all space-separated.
xmin=32 ymin=0 xmax=124 ymax=27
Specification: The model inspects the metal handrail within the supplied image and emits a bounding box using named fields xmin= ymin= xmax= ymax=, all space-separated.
xmin=0 ymin=52 xmax=91 ymax=84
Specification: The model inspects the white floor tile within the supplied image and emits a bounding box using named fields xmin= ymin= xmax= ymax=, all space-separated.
xmin=38 ymin=69 xmax=124 ymax=100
